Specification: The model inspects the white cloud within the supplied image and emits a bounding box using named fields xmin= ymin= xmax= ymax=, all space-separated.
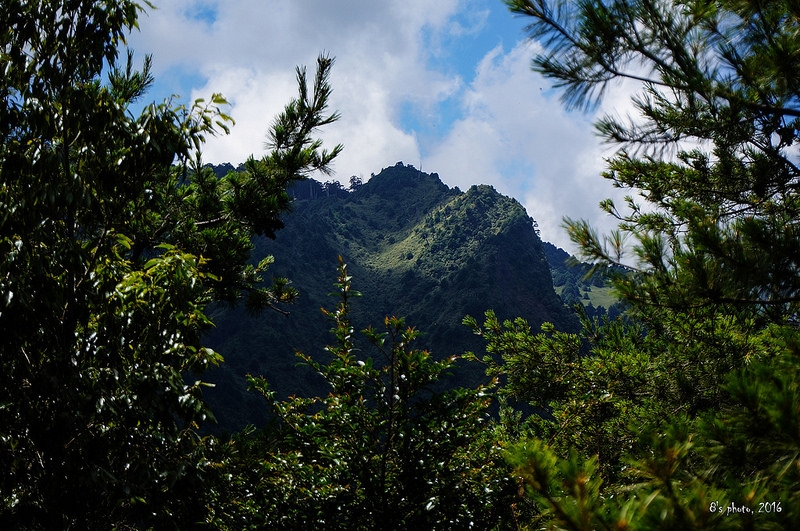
xmin=426 ymin=41 xmax=628 ymax=251
xmin=128 ymin=0 xmax=640 ymax=252
xmin=129 ymin=0 xmax=465 ymax=174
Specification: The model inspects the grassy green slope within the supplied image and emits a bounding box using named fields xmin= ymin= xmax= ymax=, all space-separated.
xmin=543 ymin=241 xmax=624 ymax=318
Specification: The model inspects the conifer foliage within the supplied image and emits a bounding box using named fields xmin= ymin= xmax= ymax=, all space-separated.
xmin=498 ymin=0 xmax=800 ymax=528
xmin=225 ymin=258 xmax=524 ymax=530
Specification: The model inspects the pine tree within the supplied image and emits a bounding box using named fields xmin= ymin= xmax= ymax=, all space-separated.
xmin=496 ymin=0 xmax=800 ymax=527
xmin=225 ymin=258 xmax=525 ymax=530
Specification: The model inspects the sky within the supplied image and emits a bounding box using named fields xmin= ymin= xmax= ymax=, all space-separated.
xmin=126 ymin=0 xmax=634 ymax=252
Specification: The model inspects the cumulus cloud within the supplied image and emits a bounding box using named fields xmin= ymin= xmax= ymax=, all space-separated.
xmin=127 ymin=0 xmax=637 ymax=251
xmin=129 ymin=0 xmax=466 ymax=174
xmin=426 ymin=41 xmax=629 ymax=251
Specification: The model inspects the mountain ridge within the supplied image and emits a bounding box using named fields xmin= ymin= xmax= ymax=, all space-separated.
xmin=202 ymin=162 xmax=581 ymax=432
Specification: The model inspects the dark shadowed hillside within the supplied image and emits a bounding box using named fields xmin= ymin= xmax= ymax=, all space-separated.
xmin=202 ymin=162 xmax=578 ymax=432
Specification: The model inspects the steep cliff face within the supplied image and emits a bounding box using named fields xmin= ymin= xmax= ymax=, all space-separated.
xmin=202 ymin=163 xmax=577 ymax=432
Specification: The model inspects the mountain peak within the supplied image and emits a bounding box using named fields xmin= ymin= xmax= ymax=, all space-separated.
xmin=356 ymin=161 xmax=449 ymax=200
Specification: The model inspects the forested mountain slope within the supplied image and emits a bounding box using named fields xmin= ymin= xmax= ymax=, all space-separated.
xmin=202 ymin=162 xmax=578 ymax=432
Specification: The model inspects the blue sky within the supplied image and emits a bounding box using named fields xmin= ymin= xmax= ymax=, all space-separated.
xmin=127 ymin=0 xmax=633 ymax=251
